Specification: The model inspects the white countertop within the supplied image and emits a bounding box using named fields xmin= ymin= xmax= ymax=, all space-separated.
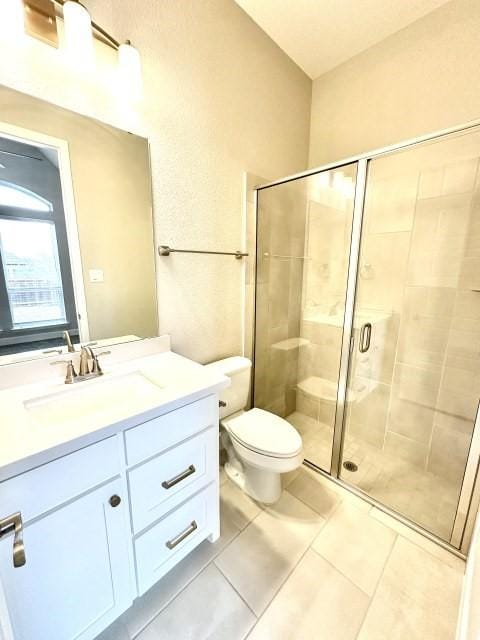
xmin=0 ymin=349 xmax=229 ymax=482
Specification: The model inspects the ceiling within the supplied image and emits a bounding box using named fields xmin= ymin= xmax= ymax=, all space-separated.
xmin=235 ymin=0 xmax=451 ymax=79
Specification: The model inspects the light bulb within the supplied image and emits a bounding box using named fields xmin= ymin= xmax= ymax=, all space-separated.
xmin=0 ymin=0 xmax=24 ymax=41
xmin=63 ymin=0 xmax=94 ymax=69
xmin=118 ymin=40 xmax=142 ymax=98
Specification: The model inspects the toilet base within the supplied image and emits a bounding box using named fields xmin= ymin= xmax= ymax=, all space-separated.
xmin=225 ymin=460 xmax=282 ymax=504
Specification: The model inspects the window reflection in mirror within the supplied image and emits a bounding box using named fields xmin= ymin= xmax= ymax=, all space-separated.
xmin=0 ymin=137 xmax=79 ymax=356
xmin=0 ymin=83 xmax=158 ymax=367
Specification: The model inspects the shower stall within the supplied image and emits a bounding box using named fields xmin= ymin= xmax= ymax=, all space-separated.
xmin=253 ymin=123 xmax=480 ymax=553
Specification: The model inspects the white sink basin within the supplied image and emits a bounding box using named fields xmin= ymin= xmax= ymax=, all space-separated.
xmin=24 ymin=372 xmax=166 ymax=427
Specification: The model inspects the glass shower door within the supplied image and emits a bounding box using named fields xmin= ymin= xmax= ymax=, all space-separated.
xmin=254 ymin=163 xmax=358 ymax=472
xmin=339 ymin=129 xmax=480 ymax=542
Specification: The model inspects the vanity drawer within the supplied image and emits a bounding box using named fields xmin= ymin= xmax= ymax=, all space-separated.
xmin=125 ymin=395 xmax=217 ymax=466
xmin=135 ymin=484 xmax=216 ymax=595
xmin=0 ymin=436 xmax=120 ymax=523
xmin=129 ymin=428 xmax=217 ymax=533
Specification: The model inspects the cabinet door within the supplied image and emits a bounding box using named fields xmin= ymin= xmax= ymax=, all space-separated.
xmin=0 ymin=479 xmax=132 ymax=640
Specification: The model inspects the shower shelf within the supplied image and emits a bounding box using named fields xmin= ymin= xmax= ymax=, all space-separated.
xmin=297 ymin=376 xmax=368 ymax=404
xmin=263 ymin=253 xmax=310 ymax=259
xmin=271 ymin=337 xmax=310 ymax=351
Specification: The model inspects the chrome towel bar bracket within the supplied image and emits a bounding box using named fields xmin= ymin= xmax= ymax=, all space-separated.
xmin=158 ymin=245 xmax=248 ymax=259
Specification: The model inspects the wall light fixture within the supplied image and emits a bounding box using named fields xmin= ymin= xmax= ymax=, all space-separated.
xmin=2 ymin=0 xmax=142 ymax=94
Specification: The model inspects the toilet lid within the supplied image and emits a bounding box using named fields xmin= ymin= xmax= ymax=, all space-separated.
xmin=225 ymin=408 xmax=302 ymax=458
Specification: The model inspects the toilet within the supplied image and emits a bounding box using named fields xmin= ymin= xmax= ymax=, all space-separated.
xmin=205 ymin=356 xmax=303 ymax=504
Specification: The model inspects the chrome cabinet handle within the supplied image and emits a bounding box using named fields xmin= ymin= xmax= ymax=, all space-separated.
xmin=0 ymin=513 xmax=26 ymax=568
xmin=165 ymin=521 xmax=198 ymax=550
xmin=162 ymin=465 xmax=196 ymax=490
xmin=359 ymin=323 xmax=372 ymax=353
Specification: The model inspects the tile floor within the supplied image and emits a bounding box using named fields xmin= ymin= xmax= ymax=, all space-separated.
xmin=98 ymin=465 xmax=465 ymax=640
xmin=287 ymin=411 xmax=460 ymax=541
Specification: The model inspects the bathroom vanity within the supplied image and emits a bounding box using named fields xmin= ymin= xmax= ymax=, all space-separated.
xmin=0 ymin=337 xmax=228 ymax=640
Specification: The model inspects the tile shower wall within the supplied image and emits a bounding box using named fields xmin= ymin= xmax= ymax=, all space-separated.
xmin=348 ymin=168 xmax=417 ymax=452
xmin=351 ymin=153 xmax=480 ymax=487
xmin=256 ymin=138 xmax=480 ymax=497
xmin=297 ymin=171 xmax=356 ymax=431
xmin=254 ymin=181 xmax=308 ymax=417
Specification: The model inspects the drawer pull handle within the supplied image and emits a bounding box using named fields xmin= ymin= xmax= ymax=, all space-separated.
xmin=162 ymin=464 xmax=196 ymax=490
xmin=0 ymin=512 xmax=26 ymax=568
xmin=165 ymin=520 xmax=198 ymax=550
xmin=109 ymin=495 xmax=121 ymax=508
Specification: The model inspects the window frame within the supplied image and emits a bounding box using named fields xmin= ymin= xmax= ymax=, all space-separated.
xmin=0 ymin=199 xmax=78 ymax=345
xmin=0 ymin=122 xmax=90 ymax=356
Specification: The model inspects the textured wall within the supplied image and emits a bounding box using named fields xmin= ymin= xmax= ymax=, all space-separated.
xmin=309 ymin=0 xmax=480 ymax=167
xmin=0 ymin=0 xmax=311 ymax=362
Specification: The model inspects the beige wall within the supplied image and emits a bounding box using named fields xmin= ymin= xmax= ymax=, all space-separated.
xmin=309 ymin=0 xmax=480 ymax=167
xmin=0 ymin=86 xmax=158 ymax=342
xmin=101 ymin=0 xmax=312 ymax=363
xmin=0 ymin=0 xmax=311 ymax=363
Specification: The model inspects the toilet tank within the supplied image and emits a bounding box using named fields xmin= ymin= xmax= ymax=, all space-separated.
xmin=204 ymin=356 xmax=251 ymax=419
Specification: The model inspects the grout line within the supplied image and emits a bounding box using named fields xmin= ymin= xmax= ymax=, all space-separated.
xmin=354 ymin=532 xmax=399 ymax=639
xmin=247 ymin=490 xmax=371 ymax=635
xmin=370 ymin=507 xmax=466 ymax=571
xmin=285 ymin=485 xmax=344 ymax=524
xmin=130 ymin=523 xmax=246 ymax=639
xmin=213 ymin=562 xmax=258 ymax=619
xmin=216 ymin=492 xmax=330 ymax=637
xmin=242 ymin=539 xmax=318 ymax=640
xmin=135 ymin=494 xmax=269 ymax=637
xmin=308 ymin=543 xmax=379 ymax=598
xmin=302 ymin=490 xmax=399 ymax=600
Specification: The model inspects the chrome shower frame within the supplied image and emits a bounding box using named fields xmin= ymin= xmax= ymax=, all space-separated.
xmin=253 ymin=118 xmax=480 ymax=557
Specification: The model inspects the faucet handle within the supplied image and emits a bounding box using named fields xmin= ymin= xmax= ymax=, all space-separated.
xmin=0 ymin=512 xmax=26 ymax=568
xmin=50 ymin=359 xmax=77 ymax=384
xmin=90 ymin=351 xmax=111 ymax=375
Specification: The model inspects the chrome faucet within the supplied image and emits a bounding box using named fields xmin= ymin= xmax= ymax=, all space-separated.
xmin=51 ymin=348 xmax=111 ymax=384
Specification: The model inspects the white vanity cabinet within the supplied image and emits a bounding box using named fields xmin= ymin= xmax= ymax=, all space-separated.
xmin=0 ymin=437 xmax=133 ymax=640
xmin=125 ymin=394 xmax=220 ymax=596
xmin=0 ymin=479 xmax=132 ymax=640
xmin=0 ymin=391 xmax=221 ymax=640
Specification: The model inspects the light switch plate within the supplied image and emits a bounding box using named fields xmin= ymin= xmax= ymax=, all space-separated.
xmin=89 ymin=269 xmax=104 ymax=283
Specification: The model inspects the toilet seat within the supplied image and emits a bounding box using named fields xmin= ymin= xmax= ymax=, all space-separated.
xmin=223 ymin=408 xmax=302 ymax=459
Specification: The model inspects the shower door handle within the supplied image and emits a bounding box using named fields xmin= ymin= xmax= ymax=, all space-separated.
xmin=359 ymin=323 xmax=372 ymax=353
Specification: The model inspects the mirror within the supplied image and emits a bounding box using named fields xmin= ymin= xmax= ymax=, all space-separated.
xmin=0 ymin=84 xmax=157 ymax=364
